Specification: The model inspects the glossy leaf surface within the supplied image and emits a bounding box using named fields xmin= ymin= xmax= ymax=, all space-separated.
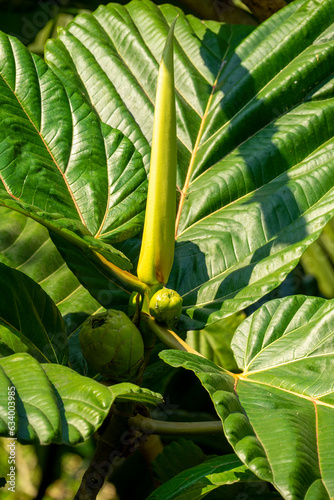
xmin=46 ymin=0 xmax=334 ymax=326
xmin=0 ymin=262 xmax=68 ymax=364
xmin=186 ymin=312 xmax=245 ymax=371
xmin=0 ymin=29 xmax=147 ymax=272
xmin=0 ymin=353 xmax=163 ymax=444
xmin=0 ymin=207 xmax=101 ymax=321
xmin=0 ymin=207 xmax=106 ymax=373
xmin=161 ymin=295 xmax=334 ymax=498
xmin=148 ymin=453 xmax=257 ymax=500
xmin=111 ymin=382 xmax=164 ymax=406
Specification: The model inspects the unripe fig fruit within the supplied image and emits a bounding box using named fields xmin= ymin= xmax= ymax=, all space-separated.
xmin=79 ymin=309 xmax=144 ymax=381
xmin=149 ymin=288 xmax=183 ymax=328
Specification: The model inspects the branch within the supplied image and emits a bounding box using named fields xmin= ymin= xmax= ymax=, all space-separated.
xmin=129 ymin=414 xmax=223 ymax=435
xmin=74 ymin=404 xmax=139 ymax=500
xmin=141 ymin=313 xmax=204 ymax=357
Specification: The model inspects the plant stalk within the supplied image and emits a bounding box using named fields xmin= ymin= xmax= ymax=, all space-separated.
xmin=141 ymin=312 xmax=204 ymax=356
xmin=93 ymin=251 xmax=149 ymax=294
xmin=129 ymin=414 xmax=223 ymax=435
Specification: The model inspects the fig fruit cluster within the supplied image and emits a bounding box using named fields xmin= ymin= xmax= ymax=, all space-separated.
xmin=79 ymin=309 xmax=144 ymax=381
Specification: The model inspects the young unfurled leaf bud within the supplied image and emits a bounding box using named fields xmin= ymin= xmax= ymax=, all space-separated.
xmin=137 ymin=19 xmax=177 ymax=286
xmin=79 ymin=310 xmax=144 ymax=381
xmin=149 ymin=288 xmax=183 ymax=328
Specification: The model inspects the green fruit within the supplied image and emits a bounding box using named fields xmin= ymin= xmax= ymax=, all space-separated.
xmin=79 ymin=309 xmax=144 ymax=381
xmin=149 ymin=288 xmax=183 ymax=328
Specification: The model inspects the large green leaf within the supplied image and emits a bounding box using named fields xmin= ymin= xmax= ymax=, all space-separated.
xmin=148 ymin=453 xmax=257 ymax=500
xmin=0 ymin=353 xmax=163 ymax=445
xmin=149 ymin=438 xmax=275 ymax=500
xmin=0 ymin=207 xmax=105 ymax=373
xmin=49 ymin=231 xmax=131 ymax=313
xmin=0 ymin=207 xmax=101 ymax=320
xmin=0 ymin=262 xmax=68 ymax=364
xmin=0 ymin=29 xmax=147 ymax=273
xmin=45 ymin=0 xmax=334 ymax=327
xmin=152 ymin=438 xmax=206 ymax=484
xmin=161 ymin=295 xmax=334 ymax=499
xmin=186 ymin=312 xmax=245 ymax=371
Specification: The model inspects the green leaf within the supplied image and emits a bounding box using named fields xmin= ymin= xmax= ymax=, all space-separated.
xmin=45 ymin=0 xmax=334 ymax=325
xmin=0 ymin=207 xmax=102 ymax=320
xmin=0 ymin=207 xmax=106 ymax=373
xmin=48 ymin=231 xmax=131 ymax=313
xmin=186 ymin=312 xmax=245 ymax=371
xmin=161 ymin=295 xmax=334 ymax=499
xmin=0 ymin=353 xmax=163 ymax=444
xmin=148 ymin=453 xmax=257 ymax=500
xmin=0 ymin=262 xmax=68 ymax=364
xmin=0 ymin=353 xmax=111 ymax=444
xmin=152 ymin=438 xmax=206 ymax=484
xmin=0 ymin=29 xmax=147 ymax=273
xmin=160 ymin=351 xmax=272 ymax=480
xmin=111 ymin=382 xmax=164 ymax=406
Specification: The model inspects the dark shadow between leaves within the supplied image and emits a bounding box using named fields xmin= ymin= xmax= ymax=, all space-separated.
xmin=46 ymin=381 xmax=70 ymax=444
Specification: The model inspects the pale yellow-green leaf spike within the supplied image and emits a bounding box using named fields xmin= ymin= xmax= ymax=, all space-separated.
xmin=137 ymin=18 xmax=178 ymax=286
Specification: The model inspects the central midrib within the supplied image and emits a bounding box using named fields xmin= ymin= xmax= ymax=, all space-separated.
xmin=174 ymin=57 xmax=228 ymax=238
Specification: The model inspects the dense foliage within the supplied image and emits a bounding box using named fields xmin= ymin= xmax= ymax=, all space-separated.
xmin=0 ymin=0 xmax=334 ymax=498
